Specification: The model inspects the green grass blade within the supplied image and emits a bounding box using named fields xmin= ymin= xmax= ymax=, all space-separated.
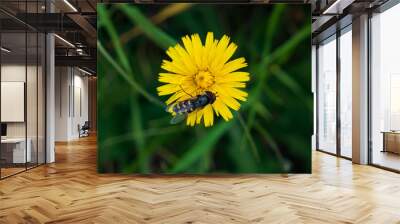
xmin=263 ymin=4 xmax=287 ymax=57
xmin=119 ymin=3 xmax=193 ymax=44
xmin=271 ymin=65 xmax=303 ymax=96
xmin=254 ymin=123 xmax=291 ymax=172
xmin=245 ymin=22 xmax=311 ymax=122
xmin=240 ymin=22 xmax=311 ymax=153
xmin=171 ymin=122 xmax=233 ymax=173
xmin=227 ymin=126 xmax=258 ymax=172
xmin=98 ymin=41 xmax=164 ymax=107
xmin=101 ymin=126 xmax=184 ymax=147
xmin=98 ymin=5 xmax=132 ymax=73
xmin=271 ymin=65 xmax=313 ymax=110
xmin=263 ymin=23 xmax=311 ymax=66
xmin=237 ymin=113 xmax=260 ymax=161
xmin=130 ymin=94 xmax=147 ymax=172
xmin=118 ymin=4 xmax=177 ymax=50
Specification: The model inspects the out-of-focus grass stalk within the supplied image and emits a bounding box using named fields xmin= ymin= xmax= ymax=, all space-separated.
xmin=270 ymin=65 xmax=312 ymax=110
xmin=158 ymin=148 xmax=179 ymax=165
xmin=98 ymin=41 xmax=164 ymax=107
xmin=102 ymin=126 xmax=184 ymax=147
xmin=241 ymin=15 xmax=310 ymax=166
xmin=98 ymin=5 xmax=132 ymax=74
xmin=247 ymin=23 xmax=311 ymax=107
xmin=237 ymin=5 xmax=287 ymax=158
xmin=118 ymin=4 xmax=177 ymax=50
xmin=237 ymin=113 xmax=259 ymax=161
xmin=253 ymin=102 xmax=272 ymax=120
xmin=245 ymin=6 xmax=283 ymax=108
xmin=227 ymin=124 xmax=258 ymax=172
xmin=171 ymin=121 xmax=233 ymax=173
xmin=120 ymin=3 xmax=193 ymax=44
xmin=99 ymin=5 xmax=148 ymax=172
xmin=262 ymin=24 xmax=311 ymax=67
xmin=262 ymin=4 xmax=286 ymax=58
xmin=270 ymin=65 xmax=303 ymax=95
xmin=131 ymin=94 xmax=147 ymax=171
xmin=255 ymin=123 xmax=291 ymax=172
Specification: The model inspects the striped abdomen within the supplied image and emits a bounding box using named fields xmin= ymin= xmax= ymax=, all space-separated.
xmin=171 ymin=92 xmax=215 ymax=115
xmin=172 ymin=100 xmax=196 ymax=114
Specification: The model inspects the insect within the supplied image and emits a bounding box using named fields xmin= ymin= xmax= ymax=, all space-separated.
xmin=166 ymin=90 xmax=216 ymax=124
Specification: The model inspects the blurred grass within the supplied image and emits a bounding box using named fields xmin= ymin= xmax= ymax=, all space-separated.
xmin=118 ymin=4 xmax=177 ymax=50
xmin=98 ymin=4 xmax=312 ymax=174
xmin=171 ymin=121 xmax=232 ymax=173
xmin=120 ymin=4 xmax=193 ymax=44
xmin=97 ymin=41 xmax=163 ymax=106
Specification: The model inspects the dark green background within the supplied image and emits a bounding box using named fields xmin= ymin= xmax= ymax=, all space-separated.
xmin=97 ymin=4 xmax=312 ymax=174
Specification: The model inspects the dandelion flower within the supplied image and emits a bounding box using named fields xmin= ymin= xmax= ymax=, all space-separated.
xmin=157 ymin=32 xmax=250 ymax=127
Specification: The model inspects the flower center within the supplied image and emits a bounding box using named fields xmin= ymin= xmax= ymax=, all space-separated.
xmin=195 ymin=71 xmax=214 ymax=89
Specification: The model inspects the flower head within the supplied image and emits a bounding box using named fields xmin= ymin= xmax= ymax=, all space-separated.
xmin=157 ymin=32 xmax=250 ymax=127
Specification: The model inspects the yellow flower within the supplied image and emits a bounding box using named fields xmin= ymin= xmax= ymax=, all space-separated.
xmin=157 ymin=32 xmax=250 ymax=127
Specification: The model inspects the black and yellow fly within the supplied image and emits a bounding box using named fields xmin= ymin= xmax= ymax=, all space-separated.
xmin=166 ymin=91 xmax=216 ymax=124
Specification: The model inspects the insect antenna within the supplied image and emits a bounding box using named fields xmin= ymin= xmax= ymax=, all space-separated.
xmin=179 ymin=84 xmax=194 ymax=98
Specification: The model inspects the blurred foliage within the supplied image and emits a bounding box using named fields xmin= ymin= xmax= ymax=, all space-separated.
xmin=97 ymin=3 xmax=312 ymax=174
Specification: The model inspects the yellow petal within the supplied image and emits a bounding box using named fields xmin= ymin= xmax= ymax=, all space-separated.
xmin=220 ymin=57 xmax=247 ymax=75
xmin=178 ymin=81 xmax=197 ymax=98
xmin=174 ymin=44 xmax=197 ymax=74
xmin=216 ymin=72 xmax=250 ymax=82
xmin=161 ymin=60 xmax=186 ymax=75
xmin=214 ymin=85 xmax=248 ymax=101
xmin=158 ymin=73 xmax=184 ymax=84
xmin=224 ymin=86 xmax=248 ymax=101
xmin=220 ymin=82 xmax=247 ymax=88
xmin=195 ymin=109 xmax=204 ymax=124
xmin=166 ymin=91 xmax=188 ymax=105
xmin=191 ymin=34 xmax=203 ymax=69
xmin=204 ymin=32 xmax=214 ymax=51
xmin=157 ymin=84 xmax=179 ymax=96
xmin=207 ymin=39 xmax=219 ymax=68
xmin=210 ymin=35 xmax=230 ymax=69
xmin=182 ymin=35 xmax=194 ymax=58
xmin=211 ymin=36 xmax=239 ymax=72
xmin=220 ymin=42 xmax=237 ymax=65
xmin=212 ymin=99 xmax=233 ymax=121
xmin=203 ymin=104 xmax=214 ymax=127
xmin=166 ymin=46 xmax=192 ymax=75
xmin=218 ymin=94 xmax=241 ymax=111
xmin=186 ymin=112 xmax=196 ymax=126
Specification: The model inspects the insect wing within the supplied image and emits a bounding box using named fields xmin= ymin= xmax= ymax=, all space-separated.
xmin=165 ymin=102 xmax=177 ymax=113
xmin=170 ymin=113 xmax=187 ymax=124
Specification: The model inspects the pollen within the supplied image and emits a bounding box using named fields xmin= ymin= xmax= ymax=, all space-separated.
xmin=195 ymin=70 xmax=214 ymax=89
